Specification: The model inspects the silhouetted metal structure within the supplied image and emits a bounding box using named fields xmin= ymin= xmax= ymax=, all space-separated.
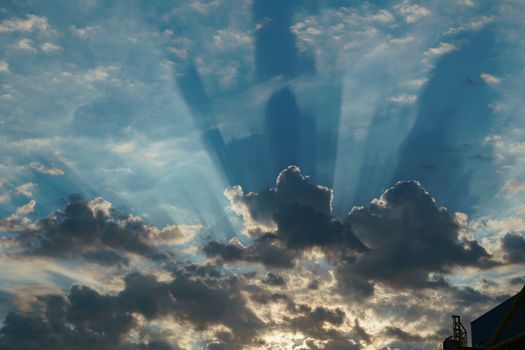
xmin=442 ymin=284 xmax=525 ymax=350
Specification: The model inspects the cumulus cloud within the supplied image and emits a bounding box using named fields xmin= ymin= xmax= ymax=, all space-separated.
xmin=0 ymin=167 xmax=508 ymax=350
xmin=0 ymin=266 xmax=262 ymax=349
xmin=4 ymin=195 xmax=196 ymax=265
xmin=209 ymin=166 xmax=367 ymax=268
xmin=341 ymin=181 xmax=494 ymax=294
xmin=213 ymin=168 xmax=494 ymax=301
xmin=501 ymin=233 xmax=525 ymax=263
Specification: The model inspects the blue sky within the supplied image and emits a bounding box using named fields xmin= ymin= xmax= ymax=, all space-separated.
xmin=0 ymin=1 xmax=524 ymax=349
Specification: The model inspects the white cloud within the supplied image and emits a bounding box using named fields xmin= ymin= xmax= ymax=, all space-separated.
xmin=395 ymin=1 xmax=431 ymax=23
xmin=508 ymin=142 xmax=525 ymax=154
xmin=84 ymin=67 xmax=109 ymax=81
xmin=0 ymin=61 xmax=8 ymax=73
xmin=306 ymin=27 xmax=321 ymax=35
xmin=445 ymin=16 xmax=494 ymax=35
xmin=425 ymin=42 xmax=457 ymax=57
xmin=504 ymin=181 xmax=525 ymax=194
xmin=406 ymin=78 xmax=428 ymax=88
xmin=460 ymin=0 xmax=475 ymax=7
xmin=0 ymin=14 xmax=49 ymax=33
xmin=480 ymin=72 xmax=500 ymax=85
xmin=112 ymin=142 xmax=135 ymax=154
xmin=387 ymin=94 xmax=418 ymax=104
xmin=30 ymin=162 xmax=64 ymax=176
xmin=369 ymin=9 xmax=395 ymax=24
xmin=0 ymin=193 xmax=9 ymax=204
xmin=70 ymin=25 xmax=100 ymax=39
xmin=16 ymin=200 xmax=36 ymax=214
xmin=15 ymin=38 xmax=36 ymax=52
xmin=16 ymin=182 xmax=36 ymax=198
xmin=41 ymin=42 xmax=61 ymax=53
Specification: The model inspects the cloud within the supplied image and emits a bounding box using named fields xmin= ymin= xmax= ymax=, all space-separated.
xmin=0 ymin=266 xmax=263 ymax=350
xmin=212 ymin=168 xmax=494 ymax=303
xmin=0 ymin=61 xmax=9 ymax=73
xmin=14 ymin=38 xmax=37 ymax=52
xmin=210 ymin=166 xmax=366 ymax=267
xmin=424 ymin=42 xmax=457 ymax=58
xmin=5 ymin=195 xmax=194 ymax=265
xmin=341 ymin=181 xmax=494 ymax=294
xmin=501 ymin=233 xmax=525 ymax=263
xmin=394 ymin=1 xmax=431 ymax=23
xmin=387 ymin=94 xmax=418 ymax=104
xmin=263 ymin=272 xmax=285 ymax=286
xmin=15 ymin=182 xmax=36 ymax=197
xmin=0 ymin=15 xmax=50 ymax=33
xmin=112 ymin=142 xmax=135 ymax=154
xmin=84 ymin=67 xmax=110 ymax=81
xmin=15 ymin=200 xmax=36 ymax=215
xmin=480 ymin=72 xmax=500 ymax=85
xmin=30 ymin=162 xmax=64 ymax=176
xmin=287 ymin=305 xmax=346 ymax=340
xmin=369 ymin=10 xmax=395 ymax=24
xmin=41 ymin=42 xmax=61 ymax=53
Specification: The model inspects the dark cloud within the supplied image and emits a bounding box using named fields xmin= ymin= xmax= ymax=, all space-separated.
xmin=263 ymin=272 xmax=285 ymax=286
xmin=220 ymin=168 xmax=494 ymax=300
xmin=383 ymin=326 xmax=425 ymax=343
xmin=287 ymin=305 xmax=346 ymax=341
xmin=203 ymin=236 xmax=295 ymax=268
xmin=0 ymin=293 xmax=179 ymax=350
xmin=323 ymin=339 xmax=360 ymax=350
xmin=501 ymin=233 xmax=525 ymax=263
xmin=211 ymin=166 xmax=366 ymax=267
xmin=340 ymin=180 xmax=494 ymax=294
xmin=0 ymin=265 xmax=263 ymax=350
xmin=11 ymin=194 xmax=185 ymax=265
xmin=231 ymin=165 xmax=333 ymax=226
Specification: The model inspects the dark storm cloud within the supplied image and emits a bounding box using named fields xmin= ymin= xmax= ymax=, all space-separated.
xmin=0 ymin=265 xmax=263 ymax=350
xmin=382 ymin=326 xmax=441 ymax=344
xmin=203 ymin=236 xmax=295 ymax=268
xmin=228 ymin=166 xmax=366 ymax=252
xmin=263 ymin=272 xmax=285 ymax=286
xmin=233 ymin=165 xmax=333 ymax=225
xmin=339 ymin=180 xmax=494 ymax=294
xmin=501 ymin=232 xmax=525 ymax=263
xmin=219 ymin=167 xmax=494 ymax=300
xmin=287 ymin=305 xmax=346 ymax=339
xmin=11 ymin=194 xmax=184 ymax=265
xmin=0 ymin=293 xmax=179 ymax=350
xmin=510 ymin=276 xmax=525 ymax=286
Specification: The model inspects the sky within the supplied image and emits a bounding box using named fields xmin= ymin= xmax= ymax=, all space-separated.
xmin=0 ymin=0 xmax=524 ymax=349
